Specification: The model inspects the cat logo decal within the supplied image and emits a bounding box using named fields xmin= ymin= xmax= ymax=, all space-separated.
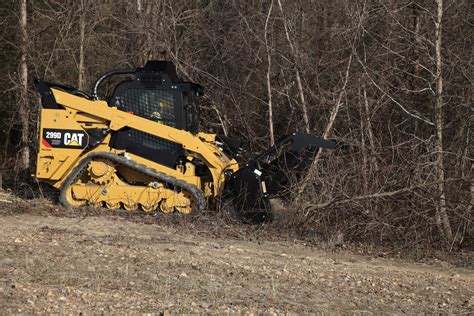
xmin=42 ymin=129 xmax=88 ymax=149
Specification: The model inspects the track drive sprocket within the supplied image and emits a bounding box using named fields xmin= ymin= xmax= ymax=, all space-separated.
xmin=87 ymin=159 xmax=115 ymax=185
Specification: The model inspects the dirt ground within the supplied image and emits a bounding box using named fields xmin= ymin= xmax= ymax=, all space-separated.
xmin=0 ymin=196 xmax=473 ymax=313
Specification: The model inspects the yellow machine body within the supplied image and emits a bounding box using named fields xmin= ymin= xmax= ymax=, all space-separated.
xmin=35 ymin=88 xmax=238 ymax=213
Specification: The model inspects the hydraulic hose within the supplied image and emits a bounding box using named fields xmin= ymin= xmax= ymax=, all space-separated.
xmin=92 ymin=69 xmax=134 ymax=100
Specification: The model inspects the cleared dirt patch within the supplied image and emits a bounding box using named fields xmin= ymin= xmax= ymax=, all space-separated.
xmin=1 ymin=210 xmax=473 ymax=313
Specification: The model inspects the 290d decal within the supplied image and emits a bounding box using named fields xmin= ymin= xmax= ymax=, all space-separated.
xmin=42 ymin=129 xmax=88 ymax=149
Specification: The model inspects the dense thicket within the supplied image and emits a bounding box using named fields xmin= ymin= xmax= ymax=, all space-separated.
xmin=0 ymin=0 xmax=472 ymax=249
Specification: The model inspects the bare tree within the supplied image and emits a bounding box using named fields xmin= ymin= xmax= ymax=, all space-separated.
xmin=264 ymin=0 xmax=275 ymax=146
xmin=18 ymin=0 xmax=29 ymax=170
xmin=294 ymin=35 xmax=355 ymax=205
xmin=77 ymin=0 xmax=87 ymax=89
xmin=276 ymin=0 xmax=309 ymax=133
xmin=433 ymin=0 xmax=453 ymax=243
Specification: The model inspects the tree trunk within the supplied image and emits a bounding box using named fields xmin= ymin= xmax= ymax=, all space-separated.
xmin=322 ymin=53 xmax=352 ymax=139
xmin=294 ymin=51 xmax=353 ymax=206
xmin=277 ymin=0 xmax=310 ymax=133
xmin=434 ymin=0 xmax=453 ymax=243
xmin=78 ymin=8 xmax=86 ymax=90
xmin=19 ymin=0 xmax=29 ymax=170
xmin=264 ymin=0 xmax=275 ymax=146
xmin=413 ymin=5 xmax=421 ymax=79
xmin=358 ymin=84 xmax=369 ymax=194
xmin=362 ymin=83 xmax=378 ymax=172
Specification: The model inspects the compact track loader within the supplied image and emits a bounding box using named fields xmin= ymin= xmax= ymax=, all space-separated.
xmin=34 ymin=61 xmax=335 ymax=220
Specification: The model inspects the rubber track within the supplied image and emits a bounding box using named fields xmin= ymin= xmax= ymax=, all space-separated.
xmin=59 ymin=152 xmax=206 ymax=213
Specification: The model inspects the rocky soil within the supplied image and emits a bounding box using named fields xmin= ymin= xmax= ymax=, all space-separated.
xmin=0 ymin=195 xmax=473 ymax=313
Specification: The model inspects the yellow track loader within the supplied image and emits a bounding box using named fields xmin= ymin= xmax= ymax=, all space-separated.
xmin=34 ymin=61 xmax=335 ymax=221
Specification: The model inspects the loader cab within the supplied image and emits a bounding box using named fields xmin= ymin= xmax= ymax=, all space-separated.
xmin=92 ymin=60 xmax=204 ymax=168
xmin=105 ymin=61 xmax=203 ymax=133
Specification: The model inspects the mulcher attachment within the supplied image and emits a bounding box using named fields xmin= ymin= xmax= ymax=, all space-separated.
xmin=225 ymin=132 xmax=336 ymax=222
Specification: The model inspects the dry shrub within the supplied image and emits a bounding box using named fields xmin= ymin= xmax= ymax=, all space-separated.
xmin=284 ymin=149 xmax=472 ymax=251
